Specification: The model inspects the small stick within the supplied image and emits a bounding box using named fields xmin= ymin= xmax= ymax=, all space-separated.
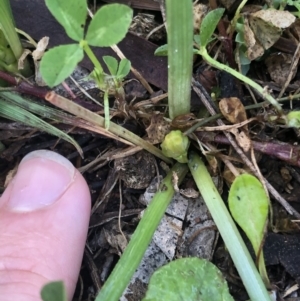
xmin=278 ymin=42 xmax=300 ymax=99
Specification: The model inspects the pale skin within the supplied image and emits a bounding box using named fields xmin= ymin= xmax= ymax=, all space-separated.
xmin=0 ymin=150 xmax=91 ymax=301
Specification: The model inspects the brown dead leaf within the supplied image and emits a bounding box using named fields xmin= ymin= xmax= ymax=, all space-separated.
xmin=219 ymin=97 xmax=247 ymax=124
xmin=179 ymin=188 xmax=199 ymax=198
xmin=231 ymin=128 xmax=251 ymax=152
xmin=145 ymin=112 xmax=170 ymax=144
xmin=219 ymin=98 xmax=251 ymax=152
xmin=265 ymin=53 xmax=295 ymax=85
xmin=193 ymin=4 xmax=208 ymax=34
xmin=249 ymin=15 xmax=282 ymax=50
xmin=103 ymin=227 xmax=127 ymax=254
xmin=243 ymin=17 xmax=264 ymax=60
xmin=206 ymin=154 xmax=219 ymax=174
xmin=290 ymin=19 xmax=300 ymax=39
xmin=248 ymin=9 xmax=295 ymax=51
xmin=223 ymin=167 xmax=250 ymax=185
xmin=18 ymin=37 xmax=49 ymax=86
xmin=171 ymin=113 xmax=197 ymax=130
xmin=280 ymin=167 xmax=292 ymax=183
xmin=251 ymin=10 xmax=296 ymax=29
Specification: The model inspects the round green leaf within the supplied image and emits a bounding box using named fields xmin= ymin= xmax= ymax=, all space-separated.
xmin=86 ymin=4 xmax=133 ymax=47
xmin=41 ymin=281 xmax=67 ymax=301
xmin=40 ymin=44 xmax=83 ymax=87
xmin=200 ymin=8 xmax=225 ymax=48
xmin=154 ymin=44 xmax=168 ymax=56
xmin=229 ymin=174 xmax=269 ymax=254
xmin=103 ymin=55 xmax=118 ymax=76
xmin=45 ymin=0 xmax=86 ymax=41
xmin=142 ymin=258 xmax=234 ymax=301
xmin=117 ymin=58 xmax=131 ymax=78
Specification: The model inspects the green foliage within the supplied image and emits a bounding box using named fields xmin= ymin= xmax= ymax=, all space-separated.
xmin=289 ymin=0 xmax=300 ymax=17
xmin=281 ymin=0 xmax=300 ymax=17
xmin=188 ymin=153 xmax=271 ymax=300
xmin=229 ymin=174 xmax=269 ymax=256
xmin=41 ymin=1 xmax=133 ymax=88
xmin=103 ymin=56 xmax=118 ymax=77
xmin=40 ymin=44 xmax=84 ymax=87
xmin=95 ymin=163 xmax=188 ymax=301
xmin=143 ymin=258 xmax=234 ymax=301
xmin=45 ymin=0 xmax=87 ymax=41
xmin=154 ymin=44 xmax=168 ymax=56
xmin=161 ymin=130 xmax=190 ymax=163
xmin=41 ymin=0 xmax=133 ymax=129
xmin=0 ymin=92 xmax=83 ymax=156
xmin=0 ymin=31 xmax=18 ymax=73
xmin=116 ymin=58 xmax=131 ymax=79
xmin=200 ymin=8 xmax=225 ymax=48
xmin=85 ymin=4 xmax=132 ymax=47
xmin=154 ymin=44 xmax=199 ymax=56
xmin=234 ymin=18 xmax=251 ymax=75
xmin=103 ymin=56 xmax=131 ymax=80
xmin=197 ymin=8 xmax=300 ymax=127
xmin=41 ymin=281 xmax=67 ymax=301
xmin=287 ymin=111 xmax=300 ymax=128
xmin=228 ymin=174 xmax=270 ymax=287
xmin=165 ymin=0 xmax=193 ymax=119
xmin=0 ymin=0 xmax=31 ymax=76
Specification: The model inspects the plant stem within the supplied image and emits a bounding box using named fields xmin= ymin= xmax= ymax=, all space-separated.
xmin=0 ymin=0 xmax=31 ymax=76
xmin=258 ymin=251 xmax=271 ymax=289
xmin=104 ymin=90 xmax=110 ymax=129
xmin=95 ymin=163 xmax=189 ymax=301
xmin=0 ymin=0 xmax=22 ymax=59
xmin=166 ymin=0 xmax=193 ymax=119
xmin=188 ymin=152 xmax=271 ymax=301
xmin=80 ymin=40 xmax=104 ymax=73
xmin=198 ymin=47 xmax=284 ymax=115
xmin=229 ymin=0 xmax=248 ymax=35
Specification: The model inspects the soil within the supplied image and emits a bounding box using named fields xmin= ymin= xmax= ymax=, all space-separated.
xmin=1 ymin=0 xmax=300 ymax=300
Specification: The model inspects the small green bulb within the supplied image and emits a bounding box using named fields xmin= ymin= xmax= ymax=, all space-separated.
xmin=287 ymin=111 xmax=300 ymax=128
xmin=161 ymin=130 xmax=190 ymax=163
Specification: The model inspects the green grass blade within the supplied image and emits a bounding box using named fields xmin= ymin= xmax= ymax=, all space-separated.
xmin=95 ymin=163 xmax=188 ymax=301
xmin=0 ymin=91 xmax=76 ymax=122
xmin=188 ymin=152 xmax=271 ymax=301
xmin=0 ymin=97 xmax=82 ymax=156
xmin=165 ymin=0 xmax=193 ymax=119
xmin=0 ymin=0 xmax=23 ymax=60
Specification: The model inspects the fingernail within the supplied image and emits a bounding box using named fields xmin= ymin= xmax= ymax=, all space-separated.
xmin=7 ymin=150 xmax=75 ymax=212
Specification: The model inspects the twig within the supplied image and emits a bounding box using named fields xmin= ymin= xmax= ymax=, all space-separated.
xmin=196 ymin=131 xmax=300 ymax=168
xmin=278 ymin=41 xmax=300 ymax=99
